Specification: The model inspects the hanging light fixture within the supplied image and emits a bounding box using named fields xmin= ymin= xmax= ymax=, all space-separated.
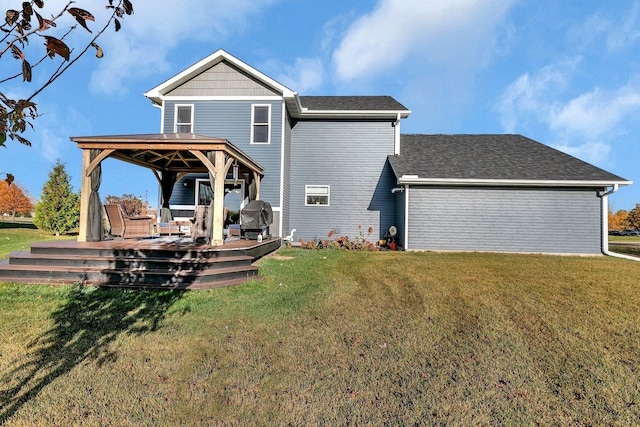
xmin=232 ymin=160 xmax=239 ymax=182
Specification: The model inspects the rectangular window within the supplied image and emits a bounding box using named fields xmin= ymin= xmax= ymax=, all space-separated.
xmin=305 ymin=185 xmax=330 ymax=206
xmin=174 ymin=104 xmax=193 ymax=133
xmin=251 ymin=104 xmax=270 ymax=144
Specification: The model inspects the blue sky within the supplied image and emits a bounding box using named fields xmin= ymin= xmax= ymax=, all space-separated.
xmin=3 ymin=0 xmax=639 ymax=211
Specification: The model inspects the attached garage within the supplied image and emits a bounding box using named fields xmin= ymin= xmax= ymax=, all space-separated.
xmin=389 ymin=134 xmax=631 ymax=255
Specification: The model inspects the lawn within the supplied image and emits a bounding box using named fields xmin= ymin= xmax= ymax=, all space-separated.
xmin=0 ymin=248 xmax=638 ymax=425
xmin=0 ymin=221 xmax=75 ymax=259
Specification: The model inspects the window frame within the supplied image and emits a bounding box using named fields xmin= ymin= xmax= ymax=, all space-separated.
xmin=174 ymin=104 xmax=194 ymax=133
xmin=305 ymin=185 xmax=330 ymax=206
xmin=250 ymin=104 xmax=271 ymax=144
xmin=195 ymin=178 xmax=246 ymax=210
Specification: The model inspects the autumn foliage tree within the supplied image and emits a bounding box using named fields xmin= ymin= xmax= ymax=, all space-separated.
xmin=104 ymin=194 xmax=152 ymax=217
xmin=0 ymin=180 xmax=33 ymax=220
xmin=34 ymin=159 xmax=79 ymax=235
xmin=627 ymin=204 xmax=640 ymax=231
xmin=1 ymin=0 xmax=134 ymax=182
xmin=608 ymin=208 xmax=629 ymax=232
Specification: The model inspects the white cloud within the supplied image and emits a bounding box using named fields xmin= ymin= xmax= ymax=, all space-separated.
xmin=606 ymin=2 xmax=640 ymax=51
xmin=552 ymin=141 xmax=611 ymax=165
xmin=568 ymin=2 xmax=640 ymax=53
xmin=24 ymin=104 xmax=91 ymax=163
xmin=549 ymin=84 xmax=640 ymax=138
xmin=498 ymin=61 xmax=640 ymax=165
xmin=87 ymin=0 xmax=281 ymax=96
xmin=332 ymin=0 xmax=515 ymax=82
xmin=275 ymin=57 xmax=324 ymax=94
xmin=497 ymin=59 xmax=580 ymax=132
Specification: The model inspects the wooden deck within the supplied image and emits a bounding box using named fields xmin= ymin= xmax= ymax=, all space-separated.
xmin=0 ymin=237 xmax=282 ymax=290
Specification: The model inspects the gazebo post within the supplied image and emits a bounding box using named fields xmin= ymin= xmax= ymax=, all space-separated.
xmin=78 ymin=149 xmax=91 ymax=242
xmin=211 ymin=150 xmax=226 ymax=246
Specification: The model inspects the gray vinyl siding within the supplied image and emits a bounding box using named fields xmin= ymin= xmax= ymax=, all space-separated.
xmin=289 ymin=121 xmax=396 ymax=242
xmin=163 ymin=100 xmax=283 ymax=207
xmin=281 ymin=114 xmax=292 ymax=237
xmin=166 ymin=61 xmax=279 ymax=97
xmin=394 ymin=189 xmax=406 ymax=248
xmin=407 ymin=187 xmax=603 ymax=254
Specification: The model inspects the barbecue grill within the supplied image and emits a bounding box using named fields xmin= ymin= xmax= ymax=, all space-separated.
xmin=240 ymin=200 xmax=273 ymax=240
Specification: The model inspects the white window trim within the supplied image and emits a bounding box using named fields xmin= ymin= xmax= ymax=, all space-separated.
xmin=305 ymin=185 xmax=330 ymax=206
xmin=174 ymin=104 xmax=194 ymax=133
xmin=250 ymin=104 xmax=271 ymax=144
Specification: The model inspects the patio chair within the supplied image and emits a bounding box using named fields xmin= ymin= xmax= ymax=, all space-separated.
xmin=104 ymin=204 xmax=153 ymax=239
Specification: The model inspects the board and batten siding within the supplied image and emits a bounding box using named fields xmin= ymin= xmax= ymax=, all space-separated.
xmin=406 ymin=187 xmax=603 ymax=254
xmin=163 ymin=100 xmax=283 ymax=209
xmin=289 ymin=121 xmax=396 ymax=242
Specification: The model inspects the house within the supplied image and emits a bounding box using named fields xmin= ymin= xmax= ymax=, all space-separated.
xmin=141 ymin=49 xmax=631 ymax=255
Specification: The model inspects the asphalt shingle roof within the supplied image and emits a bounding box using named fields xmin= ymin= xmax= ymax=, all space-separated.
xmin=299 ymin=96 xmax=409 ymax=111
xmin=388 ymin=134 xmax=628 ymax=182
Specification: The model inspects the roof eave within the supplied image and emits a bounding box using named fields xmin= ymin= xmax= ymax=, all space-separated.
xmin=397 ymin=177 xmax=633 ymax=187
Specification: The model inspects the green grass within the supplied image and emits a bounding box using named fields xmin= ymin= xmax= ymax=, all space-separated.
xmin=609 ymin=235 xmax=640 ymax=243
xmin=0 ymin=249 xmax=639 ymax=425
xmin=0 ymin=221 xmax=75 ymax=259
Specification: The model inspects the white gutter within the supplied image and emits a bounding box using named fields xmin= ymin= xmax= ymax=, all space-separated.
xmin=599 ymin=184 xmax=640 ymax=261
xmin=398 ymin=176 xmax=633 ymax=188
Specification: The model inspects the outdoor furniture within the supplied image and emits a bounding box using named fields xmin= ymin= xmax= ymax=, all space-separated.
xmin=104 ymin=204 xmax=153 ymax=239
xmin=190 ymin=206 xmax=211 ymax=242
xmin=157 ymin=222 xmax=181 ymax=236
xmin=240 ymin=200 xmax=273 ymax=240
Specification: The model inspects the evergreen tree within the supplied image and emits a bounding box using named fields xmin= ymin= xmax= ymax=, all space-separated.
xmin=34 ymin=160 xmax=80 ymax=236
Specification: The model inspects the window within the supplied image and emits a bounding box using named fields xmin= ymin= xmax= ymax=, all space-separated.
xmin=305 ymin=185 xmax=330 ymax=206
xmin=174 ymin=104 xmax=193 ymax=133
xmin=251 ymin=104 xmax=270 ymax=144
xmin=195 ymin=179 xmax=246 ymax=218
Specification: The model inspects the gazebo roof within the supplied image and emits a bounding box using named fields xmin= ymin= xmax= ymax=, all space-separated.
xmin=70 ymin=133 xmax=264 ymax=175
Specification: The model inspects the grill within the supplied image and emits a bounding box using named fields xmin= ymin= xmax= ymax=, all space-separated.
xmin=240 ymin=200 xmax=273 ymax=240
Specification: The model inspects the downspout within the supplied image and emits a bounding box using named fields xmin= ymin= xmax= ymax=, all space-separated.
xmin=394 ymin=112 xmax=401 ymax=155
xmin=404 ymin=185 xmax=409 ymax=250
xmin=599 ymin=184 xmax=640 ymax=261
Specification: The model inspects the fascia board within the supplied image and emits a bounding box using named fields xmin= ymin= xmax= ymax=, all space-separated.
xmin=293 ymin=109 xmax=412 ymax=120
xmin=155 ymin=95 xmax=285 ymax=101
xmin=144 ymin=49 xmax=296 ymax=103
xmin=397 ymin=177 xmax=634 ymax=187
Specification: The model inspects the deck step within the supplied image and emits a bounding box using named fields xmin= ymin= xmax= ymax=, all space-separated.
xmin=0 ymin=238 xmax=280 ymax=289
xmin=8 ymin=253 xmax=254 ymax=271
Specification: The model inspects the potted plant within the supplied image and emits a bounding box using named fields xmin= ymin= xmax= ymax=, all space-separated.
xmin=385 ymin=226 xmax=398 ymax=250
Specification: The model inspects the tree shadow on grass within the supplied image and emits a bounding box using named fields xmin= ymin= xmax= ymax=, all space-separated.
xmin=0 ymin=221 xmax=37 ymax=230
xmin=0 ymin=285 xmax=185 ymax=422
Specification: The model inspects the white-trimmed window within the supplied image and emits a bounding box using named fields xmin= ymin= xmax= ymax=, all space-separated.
xmin=174 ymin=104 xmax=193 ymax=133
xmin=251 ymin=104 xmax=270 ymax=144
xmin=305 ymin=185 xmax=330 ymax=206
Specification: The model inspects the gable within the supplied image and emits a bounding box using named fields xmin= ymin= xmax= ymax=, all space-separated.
xmin=166 ymin=61 xmax=280 ymax=97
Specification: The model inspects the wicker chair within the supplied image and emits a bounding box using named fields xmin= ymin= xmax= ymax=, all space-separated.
xmin=104 ymin=204 xmax=153 ymax=239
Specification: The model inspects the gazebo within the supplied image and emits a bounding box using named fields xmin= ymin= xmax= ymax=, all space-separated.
xmin=71 ymin=133 xmax=264 ymax=246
